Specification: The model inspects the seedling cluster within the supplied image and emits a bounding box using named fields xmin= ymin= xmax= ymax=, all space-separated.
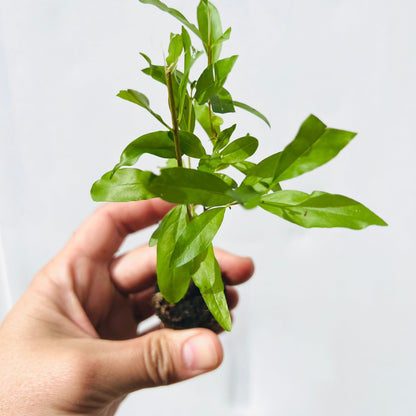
xmin=92 ymin=0 xmax=387 ymax=331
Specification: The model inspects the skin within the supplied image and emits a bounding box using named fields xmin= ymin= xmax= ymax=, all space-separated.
xmin=0 ymin=199 xmax=254 ymax=415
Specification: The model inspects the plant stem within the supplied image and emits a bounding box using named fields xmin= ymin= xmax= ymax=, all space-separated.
xmin=206 ymin=6 xmax=218 ymax=144
xmin=208 ymin=101 xmax=217 ymax=143
xmin=165 ymin=67 xmax=183 ymax=168
xmin=165 ymin=65 xmax=193 ymax=221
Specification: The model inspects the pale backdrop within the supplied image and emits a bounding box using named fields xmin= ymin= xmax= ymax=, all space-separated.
xmin=1 ymin=1 xmax=415 ymax=415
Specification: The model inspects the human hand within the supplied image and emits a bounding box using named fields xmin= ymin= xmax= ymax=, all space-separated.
xmin=0 ymin=199 xmax=254 ymax=415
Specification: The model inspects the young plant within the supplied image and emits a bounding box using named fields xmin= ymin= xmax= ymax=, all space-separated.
xmin=91 ymin=0 xmax=387 ymax=332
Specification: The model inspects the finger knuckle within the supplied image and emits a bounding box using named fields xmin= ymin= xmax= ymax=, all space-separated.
xmin=144 ymin=334 xmax=175 ymax=386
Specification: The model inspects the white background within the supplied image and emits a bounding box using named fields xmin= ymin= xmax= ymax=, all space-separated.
xmin=1 ymin=1 xmax=415 ymax=415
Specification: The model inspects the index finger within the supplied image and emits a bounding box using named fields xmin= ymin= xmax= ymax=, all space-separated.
xmin=65 ymin=199 xmax=174 ymax=261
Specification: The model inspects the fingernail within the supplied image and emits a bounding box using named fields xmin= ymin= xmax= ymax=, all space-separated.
xmin=183 ymin=334 xmax=220 ymax=371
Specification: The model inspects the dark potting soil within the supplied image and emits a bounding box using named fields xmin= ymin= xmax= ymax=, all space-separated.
xmin=152 ymin=282 xmax=222 ymax=333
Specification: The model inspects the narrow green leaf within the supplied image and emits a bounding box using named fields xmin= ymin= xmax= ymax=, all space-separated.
xmin=241 ymin=152 xmax=282 ymax=194
xmin=149 ymin=222 xmax=161 ymax=247
xmin=166 ymin=33 xmax=183 ymax=66
xmin=260 ymin=190 xmax=388 ymax=229
xmin=178 ymin=131 xmax=206 ymax=158
xmin=274 ymin=115 xmax=357 ymax=181
xmin=233 ymin=101 xmax=271 ymax=127
xmin=221 ymin=135 xmax=258 ymax=164
xmin=178 ymin=27 xmax=203 ymax=126
xmin=192 ymin=245 xmax=232 ymax=331
xmin=117 ymin=89 xmax=171 ymax=129
xmin=210 ymin=88 xmax=235 ymax=114
xmin=182 ymin=26 xmax=192 ymax=70
xmin=214 ymin=55 xmax=238 ymax=85
xmin=118 ymin=89 xmax=150 ymax=107
xmin=91 ymin=169 xmax=156 ymax=202
xmin=230 ymin=185 xmax=262 ymax=208
xmin=161 ymin=158 xmax=179 ymax=170
xmin=156 ymin=205 xmax=192 ymax=302
xmin=171 ymin=207 xmax=226 ymax=267
xmin=194 ymin=102 xmax=223 ymax=138
xmin=231 ymin=160 xmax=256 ymax=174
xmin=194 ymin=56 xmax=238 ymax=105
xmin=213 ymin=27 xmax=232 ymax=47
xmin=147 ymin=167 xmax=235 ymax=206
xmin=213 ymin=124 xmax=236 ymax=152
xmin=139 ymin=55 xmax=185 ymax=119
xmin=113 ymin=131 xmax=175 ymax=172
xmin=178 ymin=27 xmax=191 ymax=121
xmin=214 ymin=173 xmax=237 ymax=188
xmin=198 ymin=154 xmax=222 ymax=173
xmin=194 ymin=65 xmax=215 ymax=104
xmin=197 ymin=0 xmax=223 ymax=63
xmin=139 ymin=0 xmax=200 ymax=38
xmin=179 ymin=93 xmax=196 ymax=133
xmin=113 ymin=131 xmax=205 ymax=173
xmin=140 ymin=54 xmax=167 ymax=85
xmin=139 ymin=52 xmax=152 ymax=66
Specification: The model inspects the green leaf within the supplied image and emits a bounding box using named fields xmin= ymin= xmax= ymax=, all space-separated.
xmin=194 ymin=56 xmax=238 ymax=105
xmin=214 ymin=55 xmax=238 ymax=87
xmin=117 ymin=89 xmax=171 ymax=130
xmin=241 ymin=152 xmax=282 ymax=194
xmin=149 ymin=222 xmax=161 ymax=247
xmin=91 ymin=169 xmax=156 ymax=202
xmin=233 ymin=101 xmax=271 ymax=127
xmin=147 ymin=167 xmax=235 ymax=206
xmin=177 ymin=27 xmax=203 ymax=125
xmin=198 ymin=154 xmax=222 ymax=173
xmin=139 ymin=52 xmax=152 ymax=66
xmin=140 ymin=54 xmax=166 ymax=85
xmin=179 ymin=94 xmax=196 ymax=133
xmin=213 ymin=27 xmax=232 ymax=47
xmin=229 ymin=184 xmax=262 ymax=208
xmin=166 ymin=33 xmax=183 ymax=66
xmin=192 ymin=245 xmax=231 ymax=331
xmin=171 ymin=207 xmax=226 ymax=267
xmin=178 ymin=131 xmax=206 ymax=158
xmin=194 ymin=102 xmax=223 ymax=138
xmin=139 ymin=55 xmax=185 ymax=119
xmin=221 ymin=134 xmax=259 ymax=164
xmin=161 ymin=158 xmax=179 ymax=170
xmin=181 ymin=26 xmax=192 ymax=70
xmin=194 ymin=65 xmax=215 ymax=105
xmin=274 ymin=114 xmax=357 ymax=181
xmin=213 ymin=124 xmax=236 ymax=152
xmin=113 ymin=131 xmax=175 ymax=172
xmin=156 ymin=205 xmax=192 ymax=302
xmin=231 ymin=160 xmax=256 ymax=174
xmin=213 ymin=173 xmax=237 ymax=188
xmin=260 ymin=190 xmax=388 ymax=229
xmin=197 ymin=0 xmax=223 ymax=63
xmin=210 ymin=88 xmax=235 ymax=114
xmin=113 ymin=131 xmax=205 ymax=172
xmin=139 ymin=0 xmax=200 ymax=38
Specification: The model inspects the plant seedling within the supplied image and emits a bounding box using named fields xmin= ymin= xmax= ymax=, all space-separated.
xmin=91 ymin=0 xmax=387 ymax=332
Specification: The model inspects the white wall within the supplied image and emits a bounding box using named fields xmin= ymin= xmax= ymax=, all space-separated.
xmin=1 ymin=1 xmax=415 ymax=415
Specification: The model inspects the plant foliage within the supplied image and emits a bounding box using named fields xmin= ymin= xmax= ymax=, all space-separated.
xmin=91 ymin=0 xmax=387 ymax=331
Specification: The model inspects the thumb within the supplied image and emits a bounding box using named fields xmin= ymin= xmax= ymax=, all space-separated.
xmin=97 ymin=328 xmax=223 ymax=394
